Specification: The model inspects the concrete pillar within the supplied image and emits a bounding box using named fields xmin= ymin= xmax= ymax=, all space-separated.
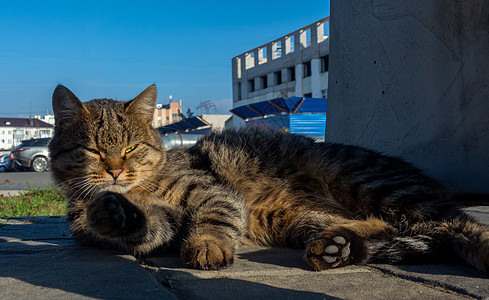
xmin=295 ymin=63 xmax=303 ymax=96
xmin=294 ymin=31 xmax=301 ymax=52
xmin=299 ymin=29 xmax=308 ymax=49
xmin=311 ymin=58 xmax=321 ymax=97
xmin=310 ymin=24 xmax=318 ymax=46
xmin=327 ymin=0 xmax=489 ymax=192
xmin=254 ymin=77 xmax=260 ymax=92
xmin=266 ymin=45 xmax=273 ymax=63
xmin=253 ymin=49 xmax=259 ymax=67
xmin=281 ymin=68 xmax=288 ymax=85
xmin=285 ymin=36 xmax=294 ymax=54
xmin=267 ymin=73 xmax=273 ymax=88
xmin=317 ymin=22 xmax=325 ymax=43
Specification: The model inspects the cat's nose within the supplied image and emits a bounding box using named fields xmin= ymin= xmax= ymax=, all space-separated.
xmin=107 ymin=168 xmax=123 ymax=180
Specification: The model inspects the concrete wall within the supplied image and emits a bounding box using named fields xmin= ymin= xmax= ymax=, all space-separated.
xmin=201 ymin=114 xmax=232 ymax=131
xmin=327 ymin=0 xmax=489 ymax=192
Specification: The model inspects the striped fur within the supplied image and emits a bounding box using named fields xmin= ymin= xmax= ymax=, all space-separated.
xmin=49 ymin=85 xmax=489 ymax=273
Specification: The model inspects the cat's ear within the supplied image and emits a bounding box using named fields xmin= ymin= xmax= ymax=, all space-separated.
xmin=125 ymin=85 xmax=157 ymax=120
xmin=52 ymin=85 xmax=89 ymax=124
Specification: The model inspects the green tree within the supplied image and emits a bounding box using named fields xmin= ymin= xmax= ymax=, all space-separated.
xmin=185 ymin=108 xmax=195 ymax=119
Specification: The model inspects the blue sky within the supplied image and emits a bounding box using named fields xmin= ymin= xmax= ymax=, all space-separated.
xmin=0 ymin=1 xmax=330 ymax=117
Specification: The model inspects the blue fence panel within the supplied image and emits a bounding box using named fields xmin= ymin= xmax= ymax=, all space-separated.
xmin=289 ymin=114 xmax=326 ymax=136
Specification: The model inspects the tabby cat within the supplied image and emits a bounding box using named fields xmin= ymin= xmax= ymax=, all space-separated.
xmin=49 ymin=85 xmax=489 ymax=273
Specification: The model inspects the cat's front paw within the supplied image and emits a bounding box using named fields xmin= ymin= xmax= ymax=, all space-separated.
xmin=181 ymin=234 xmax=235 ymax=270
xmin=87 ymin=192 xmax=142 ymax=238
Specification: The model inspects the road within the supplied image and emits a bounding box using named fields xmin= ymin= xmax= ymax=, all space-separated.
xmin=0 ymin=171 xmax=54 ymax=195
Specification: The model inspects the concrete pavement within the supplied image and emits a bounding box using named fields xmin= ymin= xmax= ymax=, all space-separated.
xmin=0 ymin=171 xmax=54 ymax=196
xmin=1 ymin=207 xmax=489 ymax=299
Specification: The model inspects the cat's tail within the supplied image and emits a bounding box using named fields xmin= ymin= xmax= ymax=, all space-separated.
xmin=369 ymin=215 xmax=489 ymax=274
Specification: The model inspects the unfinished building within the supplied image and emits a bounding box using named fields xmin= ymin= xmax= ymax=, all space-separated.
xmin=230 ymin=17 xmax=330 ymax=134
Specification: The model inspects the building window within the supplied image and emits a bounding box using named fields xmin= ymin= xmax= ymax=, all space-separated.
xmin=248 ymin=79 xmax=255 ymax=92
xmin=304 ymin=93 xmax=312 ymax=98
xmin=321 ymin=89 xmax=327 ymax=98
xmin=300 ymin=28 xmax=311 ymax=48
xmin=287 ymin=67 xmax=295 ymax=82
xmin=258 ymin=47 xmax=267 ymax=64
xmin=172 ymin=113 xmax=180 ymax=118
xmin=285 ymin=35 xmax=295 ymax=54
xmin=260 ymin=75 xmax=268 ymax=89
xmin=321 ymin=55 xmax=329 ymax=73
xmin=157 ymin=116 xmax=162 ymax=120
xmin=274 ymin=71 xmax=282 ymax=85
xmin=272 ymin=41 xmax=282 ymax=59
xmin=245 ymin=52 xmax=255 ymax=70
xmin=303 ymin=61 xmax=312 ymax=78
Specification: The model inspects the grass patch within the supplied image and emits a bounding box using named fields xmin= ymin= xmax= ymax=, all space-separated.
xmin=0 ymin=184 xmax=67 ymax=218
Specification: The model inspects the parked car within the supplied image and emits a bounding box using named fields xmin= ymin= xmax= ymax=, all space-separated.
xmin=12 ymin=138 xmax=51 ymax=172
xmin=0 ymin=154 xmax=10 ymax=172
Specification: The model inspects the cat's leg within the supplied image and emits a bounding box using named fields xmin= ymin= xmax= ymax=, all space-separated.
xmin=180 ymin=185 xmax=248 ymax=270
xmin=71 ymin=191 xmax=183 ymax=256
xmin=303 ymin=217 xmax=397 ymax=270
xmin=247 ymin=204 xmax=396 ymax=270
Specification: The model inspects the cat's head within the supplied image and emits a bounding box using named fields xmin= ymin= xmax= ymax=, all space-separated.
xmin=49 ymin=85 xmax=165 ymax=197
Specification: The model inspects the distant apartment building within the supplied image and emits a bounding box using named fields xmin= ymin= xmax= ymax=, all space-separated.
xmin=34 ymin=114 xmax=55 ymax=125
xmin=0 ymin=118 xmax=53 ymax=150
xmin=152 ymin=101 xmax=182 ymax=128
xmin=231 ymin=17 xmax=330 ymax=128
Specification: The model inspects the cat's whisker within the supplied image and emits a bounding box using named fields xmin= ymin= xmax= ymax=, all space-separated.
xmin=138 ymin=179 xmax=160 ymax=193
xmin=71 ymin=182 xmax=94 ymax=202
xmin=57 ymin=177 xmax=90 ymax=190
xmin=138 ymin=177 xmax=176 ymax=196
xmin=63 ymin=179 xmax=91 ymax=193
xmin=137 ymin=170 xmax=181 ymax=178
xmin=137 ymin=183 xmax=153 ymax=194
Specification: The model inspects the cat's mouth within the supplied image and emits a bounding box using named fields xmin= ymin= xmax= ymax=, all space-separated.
xmin=99 ymin=183 xmax=131 ymax=194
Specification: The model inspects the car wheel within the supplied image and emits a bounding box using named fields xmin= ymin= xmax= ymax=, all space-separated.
xmin=31 ymin=156 xmax=48 ymax=172
xmin=0 ymin=166 xmax=6 ymax=172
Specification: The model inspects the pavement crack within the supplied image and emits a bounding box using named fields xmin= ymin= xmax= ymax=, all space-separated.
xmin=370 ymin=265 xmax=478 ymax=299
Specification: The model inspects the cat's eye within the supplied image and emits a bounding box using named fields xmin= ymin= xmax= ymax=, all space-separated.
xmin=125 ymin=145 xmax=138 ymax=154
xmin=85 ymin=148 xmax=100 ymax=155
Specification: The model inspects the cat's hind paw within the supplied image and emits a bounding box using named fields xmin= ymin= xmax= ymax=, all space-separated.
xmin=322 ymin=236 xmax=351 ymax=268
xmin=305 ymin=229 xmax=368 ymax=271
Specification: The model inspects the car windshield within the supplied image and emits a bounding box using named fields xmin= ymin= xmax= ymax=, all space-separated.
xmin=18 ymin=140 xmax=36 ymax=148
xmin=17 ymin=139 xmax=50 ymax=148
xmin=33 ymin=139 xmax=50 ymax=147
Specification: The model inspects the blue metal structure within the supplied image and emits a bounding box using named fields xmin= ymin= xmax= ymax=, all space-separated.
xmin=158 ymin=116 xmax=211 ymax=135
xmin=230 ymin=97 xmax=327 ymax=140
